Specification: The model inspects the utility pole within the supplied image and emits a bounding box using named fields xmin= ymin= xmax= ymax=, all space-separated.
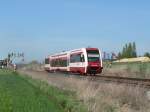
xmin=7 ymin=52 xmax=24 ymax=66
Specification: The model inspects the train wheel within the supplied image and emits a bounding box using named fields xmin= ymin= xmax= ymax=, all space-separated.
xmin=89 ymin=73 xmax=96 ymax=76
xmin=80 ymin=72 xmax=87 ymax=75
xmin=84 ymin=73 xmax=87 ymax=76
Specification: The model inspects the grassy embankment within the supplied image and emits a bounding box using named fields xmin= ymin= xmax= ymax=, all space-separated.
xmin=0 ymin=69 xmax=86 ymax=112
xmin=61 ymin=75 xmax=150 ymax=112
xmin=103 ymin=61 xmax=150 ymax=78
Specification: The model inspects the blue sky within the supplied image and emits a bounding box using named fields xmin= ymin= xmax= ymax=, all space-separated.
xmin=0 ymin=0 xmax=150 ymax=62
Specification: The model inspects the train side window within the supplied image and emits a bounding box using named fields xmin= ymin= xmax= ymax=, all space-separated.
xmin=70 ymin=55 xmax=75 ymax=63
xmin=63 ymin=59 xmax=67 ymax=67
xmin=75 ymin=54 xmax=81 ymax=62
xmin=59 ymin=59 xmax=67 ymax=67
xmin=51 ymin=60 xmax=55 ymax=67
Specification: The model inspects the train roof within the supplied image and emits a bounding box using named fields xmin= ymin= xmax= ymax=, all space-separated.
xmin=48 ymin=47 xmax=101 ymax=57
xmin=49 ymin=48 xmax=84 ymax=57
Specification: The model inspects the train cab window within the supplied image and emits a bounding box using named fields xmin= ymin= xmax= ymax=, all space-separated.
xmin=87 ymin=50 xmax=100 ymax=62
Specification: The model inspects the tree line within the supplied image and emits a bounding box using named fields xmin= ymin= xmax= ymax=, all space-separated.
xmin=118 ymin=42 xmax=150 ymax=59
xmin=118 ymin=42 xmax=137 ymax=59
xmin=144 ymin=52 xmax=150 ymax=58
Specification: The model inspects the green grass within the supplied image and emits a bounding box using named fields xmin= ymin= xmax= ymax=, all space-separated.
xmin=106 ymin=61 xmax=150 ymax=78
xmin=0 ymin=69 xmax=86 ymax=112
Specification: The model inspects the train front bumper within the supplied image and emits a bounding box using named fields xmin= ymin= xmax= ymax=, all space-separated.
xmin=87 ymin=66 xmax=103 ymax=74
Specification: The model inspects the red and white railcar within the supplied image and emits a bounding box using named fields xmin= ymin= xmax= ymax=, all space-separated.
xmin=44 ymin=48 xmax=103 ymax=75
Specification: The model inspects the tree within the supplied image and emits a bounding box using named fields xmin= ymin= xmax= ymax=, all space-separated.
xmin=128 ymin=42 xmax=132 ymax=58
xmin=132 ymin=42 xmax=137 ymax=57
xmin=29 ymin=60 xmax=39 ymax=65
xmin=118 ymin=42 xmax=137 ymax=59
xmin=124 ymin=44 xmax=128 ymax=57
xmin=118 ymin=52 xmax=122 ymax=59
xmin=144 ymin=52 xmax=150 ymax=58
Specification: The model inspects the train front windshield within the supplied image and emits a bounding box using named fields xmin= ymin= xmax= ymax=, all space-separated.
xmin=87 ymin=50 xmax=100 ymax=62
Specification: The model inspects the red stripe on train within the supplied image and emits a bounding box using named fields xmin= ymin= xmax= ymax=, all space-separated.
xmin=70 ymin=67 xmax=85 ymax=74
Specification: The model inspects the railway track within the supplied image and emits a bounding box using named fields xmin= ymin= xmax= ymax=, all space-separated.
xmin=85 ymin=75 xmax=150 ymax=89
xmin=19 ymin=69 xmax=150 ymax=89
xmin=45 ymin=71 xmax=150 ymax=89
xmin=47 ymin=71 xmax=150 ymax=89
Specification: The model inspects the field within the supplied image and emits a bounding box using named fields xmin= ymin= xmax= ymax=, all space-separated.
xmin=103 ymin=61 xmax=150 ymax=78
xmin=0 ymin=69 xmax=86 ymax=112
xmin=19 ymin=69 xmax=150 ymax=112
xmin=6 ymin=61 xmax=150 ymax=112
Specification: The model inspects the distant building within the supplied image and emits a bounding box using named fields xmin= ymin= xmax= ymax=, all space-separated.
xmin=0 ymin=60 xmax=7 ymax=68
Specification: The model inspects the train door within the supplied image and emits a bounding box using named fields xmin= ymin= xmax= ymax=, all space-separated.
xmin=69 ymin=52 xmax=86 ymax=74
